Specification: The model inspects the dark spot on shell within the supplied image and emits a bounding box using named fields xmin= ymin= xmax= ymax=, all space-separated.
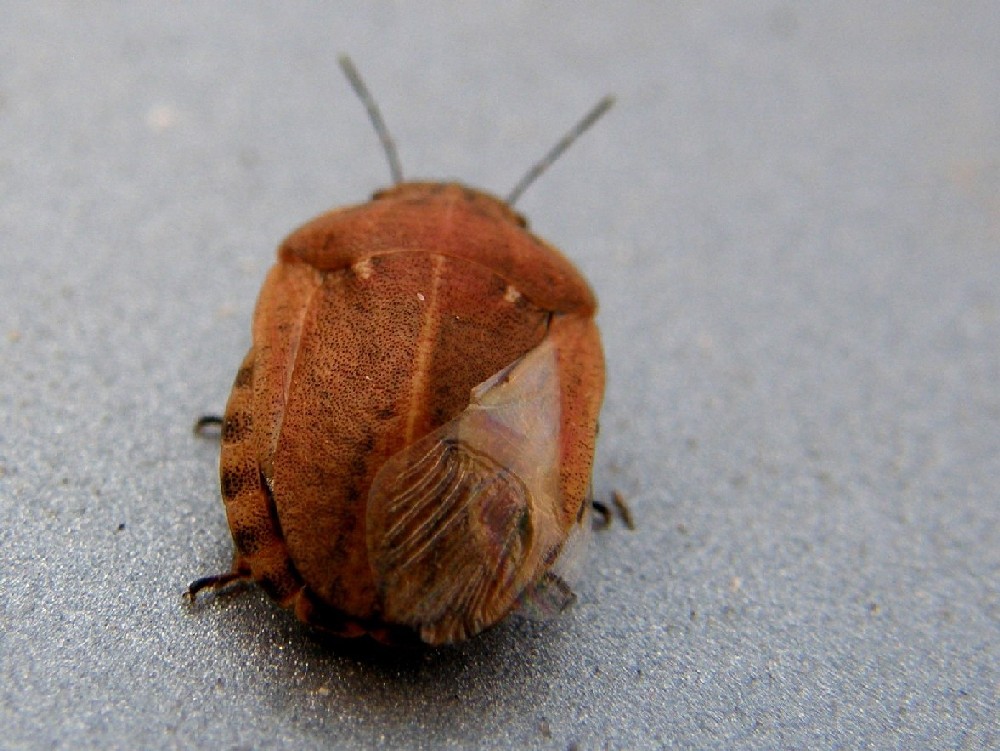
xmin=349 ymin=455 xmax=367 ymax=485
xmin=233 ymin=524 xmax=262 ymax=556
xmin=222 ymin=411 xmax=252 ymax=443
xmin=234 ymin=364 xmax=253 ymax=388
xmin=431 ymin=403 xmax=452 ymax=426
xmin=221 ymin=467 xmax=247 ymax=501
xmin=345 ymin=483 xmax=361 ymax=505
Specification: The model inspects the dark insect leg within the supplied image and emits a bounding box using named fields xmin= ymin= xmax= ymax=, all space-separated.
xmin=612 ymin=490 xmax=636 ymax=530
xmin=592 ymin=492 xmax=636 ymax=530
xmin=185 ymin=571 xmax=252 ymax=602
xmin=591 ymin=499 xmax=612 ymax=528
xmin=193 ymin=414 xmax=224 ymax=437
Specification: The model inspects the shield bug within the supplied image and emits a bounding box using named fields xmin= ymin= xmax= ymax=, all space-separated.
xmin=188 ymin=57 xmax=612 ymax=645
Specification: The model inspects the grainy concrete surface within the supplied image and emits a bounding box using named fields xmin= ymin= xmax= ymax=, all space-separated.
xmin=1 ymin=3 xmax=997 ymax=749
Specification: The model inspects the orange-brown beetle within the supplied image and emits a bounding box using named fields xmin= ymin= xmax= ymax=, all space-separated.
xmin=189 ymin=58 xmax=612 ymax=645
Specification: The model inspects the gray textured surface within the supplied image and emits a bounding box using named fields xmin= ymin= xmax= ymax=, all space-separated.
xmin=2 ymin=3 xmax=998 ymax=749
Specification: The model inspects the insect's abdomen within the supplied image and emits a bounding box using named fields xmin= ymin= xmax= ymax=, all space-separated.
xmin=260 ymin=251 xmax=549 ymax=619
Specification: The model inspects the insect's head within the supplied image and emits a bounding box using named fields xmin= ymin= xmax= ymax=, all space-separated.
xmin=371 ymin=181 xmax=529 ymax=228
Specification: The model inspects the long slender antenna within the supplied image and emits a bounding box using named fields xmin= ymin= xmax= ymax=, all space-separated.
xmin=338 ymin=55 xmax=403 ymax=184
xmin=506 ymin=95 xmax=615 ymax=206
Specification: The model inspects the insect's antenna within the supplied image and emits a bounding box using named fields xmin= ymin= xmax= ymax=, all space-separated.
xmin=506 ymin=95 xmax=615 ymax=206
xmin=338 ymin=55 xmax=404 ymax=185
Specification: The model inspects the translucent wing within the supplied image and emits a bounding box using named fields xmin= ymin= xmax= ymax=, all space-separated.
xmin=366 ymin=337 xmax=566 ymax=644
xmin=514 ymin=497 xmax=593 ymax=620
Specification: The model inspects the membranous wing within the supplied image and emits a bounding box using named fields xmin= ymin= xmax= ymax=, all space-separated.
xmin=514 ymin=493 xmax=593 ymax=621
xmin=366 ymin=337 xmax=566 ymax=644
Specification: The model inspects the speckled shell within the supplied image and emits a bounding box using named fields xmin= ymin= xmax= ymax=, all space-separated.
xmin=216 ymin=181 xmax=604 ymax=644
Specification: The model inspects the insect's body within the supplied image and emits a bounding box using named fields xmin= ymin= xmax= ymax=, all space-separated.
xmin=217 ymin=182 xmax=604 ymax=644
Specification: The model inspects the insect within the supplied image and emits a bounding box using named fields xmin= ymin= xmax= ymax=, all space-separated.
xmin=188 ymin=57 xmax=612 ymax=645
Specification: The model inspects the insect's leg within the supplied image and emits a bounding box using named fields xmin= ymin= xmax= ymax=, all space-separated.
xmin=185 ymin=569 xmax=252 ymax=601
xmin=591 ymin=499 xmax=612 ymax=528
xmin=193 ymin=415 xmax=224 ymax=436
xmin=591 ymin=492 xmax=635 ymax=530
xmin=611 ymin=490 xmax=635 ymax=530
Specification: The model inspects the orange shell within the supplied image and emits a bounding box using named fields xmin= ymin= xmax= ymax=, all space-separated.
xmin=212 ymin=181 xmax=604 ymax=644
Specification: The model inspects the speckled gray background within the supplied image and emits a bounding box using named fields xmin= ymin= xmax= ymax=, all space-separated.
xmin=1 ymin=3 xmax=998 ymax=749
